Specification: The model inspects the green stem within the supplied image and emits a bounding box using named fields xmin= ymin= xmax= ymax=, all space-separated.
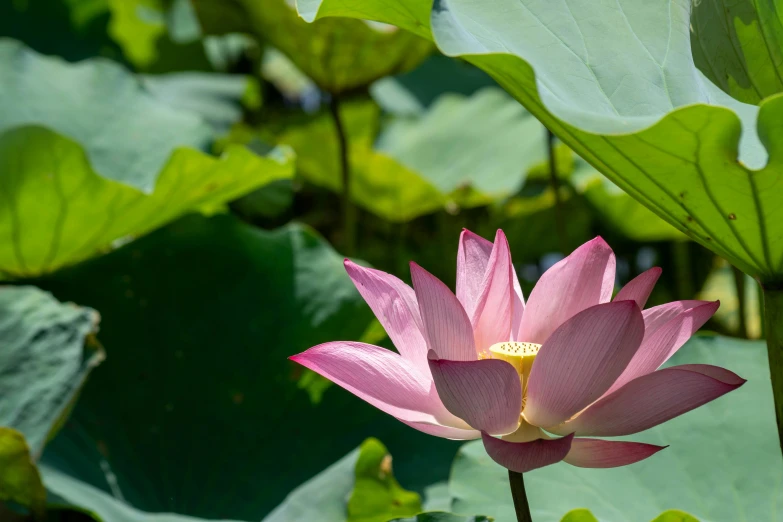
xmin=329 ymin=95 xmax=356 ymax=256
xmin=546 ymin=130 xmax=567 ymax=254
xmin=672 ymin=242 xmax=694 ymax=300
xmin=508 ymin=470 xmax=533 ymax=522
xmin=764 ymin=285 xmax=783 ymax=455
xmin=732 ymin=265 xmax=748 ymax=338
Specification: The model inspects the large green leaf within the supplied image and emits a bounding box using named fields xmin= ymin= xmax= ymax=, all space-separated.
xmin=446 ymin=336 xmax=781 ymax=522
xmin=0 ymin=38 xmax=210 ymax=191
xmin=0 ymin=286 xmax=101 ymax=515
xmin=34 ymin=215 xmax=458 ymax=520
xmin=42 ymin=465 xmax=243 ymax=522
xmin=263 ymin=442 xmax=360 ymax=522
xmin=265 ymin=438 xmax=421 ymax=522
xmin=191 ymin=0 xmax=431 ymax=94
xmin=296 ymin=0 xmax=783 ymax=282
xmin=0 ymin=126 xmax=294 ymax=278
xmin=0 ymin=286 xmax=102 ymax=455
xmin=375 ymin=88 xmax=545 ymax=201
xmin=692 ymin=0 xmax=783 ymax=104
xmin=139 ymin=73 xmax=253 ymax=134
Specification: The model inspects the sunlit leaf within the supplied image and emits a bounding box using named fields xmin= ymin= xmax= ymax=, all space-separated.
xmin=297 ymin=0 xmax=783 ymax=282
xmin=560 ymin=510 xmax=700 ymax=522
xmin=651 ymin=511 xmax=700 ymax=522
xmin=191 ymin=0 xmax=431 ymax=93
xmin=692 ymin=0 xmax=783 ymax=104
xmin=347 ymin=438 xmax=421 ymax=522
xmin=106 ymin=0 xmax=165 ymax=67
xmin=35 ymin=215 xmax=457 ymax=520
xmin=0 ymin=428 xmax=45 ymax=516
xmin=0 ymin=38 xmax=210 ymax=191
xmin=560 ymin=510 xmax=599 ymax=522
xmin=447 ymin=336 xmax=780 ymax=521
xmin=0 ymin=126 xmax=294 ymax=277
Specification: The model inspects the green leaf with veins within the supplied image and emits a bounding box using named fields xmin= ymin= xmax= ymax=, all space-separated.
xmin=691 ymin=0 xmax=783 ymax=105
xmin=0 ymin=126 xmax=294 ymax=277
xmin=295 ymin=0 xmax=783 ymax=282
xmin=0 ymin=38 xmax=211 ymax=192
xmin=190 ymin=0 xmax=431 ymax=94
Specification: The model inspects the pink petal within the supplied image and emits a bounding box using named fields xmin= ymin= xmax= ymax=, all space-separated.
xmin=511 ymin=268 xmax=525 ymax=341
xmin=613 ymin=267 xmax=662 ymax=308
xmin=642 ymin=300 xmax=711 ymax=337
xmin=564 ymin=439 xmax=667 ymax=468
xmin=481 ymin=432 xmax=574 ymax=473
xmin=524 ymin=301 xmax=644 ymax=429
xmin=290 ymin=342 xmax=464 ymax=430
xmin=471 ymin=230 xmax=514 ymax=354
xmin=344 ymin=260 xmax=428 ymax=374
xmin=401 ymin=419 xmax=480 ymax=440
xmin=605 ymin=300 xmax=719 ymax=394
xmin=552 ymin=364 xmax=745 ymax=436
xmin=428 ymin=355 xmax=522 ymax=435
xmin=411 ymin=262 xmax=476 ymax=361
xmin=518 ymin=237 xmax=616 ymax=344
xmin=456 ymin=229 xmax=493 ymax=318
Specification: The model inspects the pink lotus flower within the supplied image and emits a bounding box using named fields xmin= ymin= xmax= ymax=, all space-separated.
xmin=290 ymin=231 xmax=745 ymax=473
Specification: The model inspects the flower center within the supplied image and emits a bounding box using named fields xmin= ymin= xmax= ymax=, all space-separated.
xmin=488 ymin=342 xmax=541 ymax=408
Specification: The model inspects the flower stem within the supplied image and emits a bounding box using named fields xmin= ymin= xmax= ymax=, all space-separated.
xmin=733 ymin=265 xmax=748 ymax=338
xmin=763 ymin=284 xmax=783 ymax=455
xmin=508 ymin=470 xmax=533 ymax=522
xmin=329 ymin=94 xmax=356 ymax=256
